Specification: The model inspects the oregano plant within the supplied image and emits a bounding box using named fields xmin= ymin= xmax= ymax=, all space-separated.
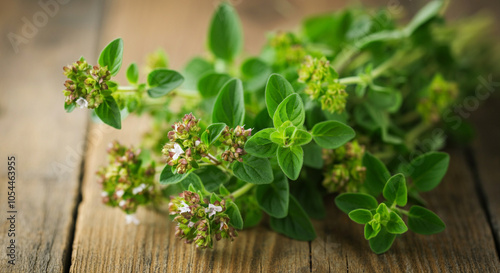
xmin=60 ymin=0 xmax=498 ymax=253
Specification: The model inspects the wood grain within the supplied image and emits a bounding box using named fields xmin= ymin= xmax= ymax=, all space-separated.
xmin=311 ymin=149 xmax=500 ymax=272
xmin=0 ymin=0 xmax=102 ymax=272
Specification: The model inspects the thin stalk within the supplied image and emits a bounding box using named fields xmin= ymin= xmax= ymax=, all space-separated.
xmin=231 ymin=183 xmax=255 ymax=199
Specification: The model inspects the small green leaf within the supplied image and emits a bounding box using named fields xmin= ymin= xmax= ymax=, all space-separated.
xmin=311 ymin=121 xmax=355 ymax=149
xmin=183 ymin=57 xmax=214 ymax=90
xmin=98 ymin=38 xmax=123 ymax=76
xmin=212 ymin=78 xmax=245 ymax=128
xmin=302 ymin=142 xmax=324 ymax=169
xmin=180 ymin=173 xmax=207 ymax=195
xmin=405 ymin=0 xmax=444 ymax=35
xmin=126 ymin=63 xmax=139 ymax=84
xmin=273 ymin=94 xmax=305 ymax=128
xmin=241 ymin=58 xmax=271 ymax=91
xmin=335 ymin=193 xmax=378 ymax=214
xmin=159 ymin=165 xmax=190 ymax=184
xmin=256 ymin=171 xmax=289 ymax=218
xmin=194 ymin=165 xmax=229 ymax=192
xmin=363 ymin=152 xmax=391 ymax=195
xmin=232 ymin=155 xmax=274 ymax=184
xmin=410 ymin=152 xmax=450 ymax=192
xmin=293 ymin=130 xmax=312 ymax=146
xmin=219 ymin=184 xmax=230 ymax=196
xmin=208 ymin=2 xmax=243 ymax=61
xmin=147 ymin=69 xmax=184 ymax=98
xmin=408 ymin=205 xmax=446 ymax=235
xmin=198 ymin=73 xmax=231 ymax=98
xmin=64 ymin=102 xmax=76 ymax=113
xmin=369 ymin=227 xmax=396 ymax=254
xmin=383 ymin=173 xmax=407 ymax=207
xmin=210 ymin=192 xmax=222 ymax=203
xmin=245 ymin=128 xmax=278 ymax=158
xmin=226 ymin=200 xmax=244 ymax=229
xmin=265 ymin=74 xmax=294 ymax=118
xmin=234 ymin=195 xmax=263 ymax=228
xmin=348 ymin=209 xmax=373 ymax=224
xmin=386 ymin=211 xmax=408 ymax=234
xmin=270 ymin=196 xmax=317 ymax=241
xmin=365 ymin=221 xmax=381 ymax=240
xmin=95 ymin=95 xmax=121 ymax=129
xmin=201 ymin=123 xmax=227 ymax=145
xmin=277 ymin=146 xmax=303 ymax=180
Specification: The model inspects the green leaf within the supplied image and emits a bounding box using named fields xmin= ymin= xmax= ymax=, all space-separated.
xmin=363 ymin=152 xmax=391 ymax=195
xmin=245 ymin=128 xmax=278 ymax=158
xmin=198 ymin=73 xmax=231 ymax=98
xmin=232 ymin=155 xmax=273 ymax=184
xmin=126 ymin=63 xmax=139 ymax=84
xmin=98 ymin=38 xmax=123 ymax=76
xmin=293 ymin=130 xmax=312 ymax=146
xmin=179 ymin=173 xmax=207 ymax=195
xmin=348 ymin=209 xmax=373 ymax=224
xmin=270 ymin=196 xmax=316 ymax=241
xmin=277 ymin=146 xmax=303 ymax=180
xmin=183 ymin=57 xmax=214 ymax=90
xmin=226 ymin=200 xmax=244 ymax=229
xmin=302 ymin=142 xmax=324 ymax=169
xmin=335 ymin=193 xmax=378 ymax=214
xmin=386 ymin=211 xmax=408 ymax=234
xmin=265 ymin=74 xmax=294 ymax=118
xmin=408 ymin=205 xmax=446 ymax=235
xmin=235 ymin=195 xmax=262 ymax=228
xmin=159 ymin=165 xmax=189 ymax=184
xmin=290 ymin=176 xmax=326 ymax=219
xmin=405 ymin=0 xmax=444 ymax=35
xmin=201 ymin=123 xmax=227 ymax=145
xmin=241 ymin=58 xmax=271 ymax=91
xmin=95 ymin=95 xmax=121 ymax=129
xmin=212 ymin=78 xmax=245 ymax=128
xmin=410 ymin=152 xmax=449 ymax=192
xmin=369 ymin=227 xmax=396 ymax=254
xmin=194 ymin=166 xmax=229 ymax=192
xmin=273 ymin=94 xmax=305 ymax=128
xmin=64 ymin=102 xmax=76 ymax=113
xmin=365 ymin=221 xmax=381 ymax=240
xmin=383 ymin=173 xmax=407 ymax=207
xmin=208 ymin=2 xmax=243 ymax=61
xmin=147 ymin=68 xmax=184 ymax=98
xmin=311 ymin=121 xmax=355 ymax=149
xmin=256 ymin=171 xmax=289 ymax=218
xmin=210 ymin=192 xmax=222 ymax=203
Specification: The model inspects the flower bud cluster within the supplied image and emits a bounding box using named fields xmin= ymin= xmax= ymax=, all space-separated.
xmin=169 ymin=191 xmax=238 ymax=249
xmin=219 ymin=125 xmax=252 ymax=163
xmin=269 ymin=32 xmax=307 ymax=68
xmin=97 ymin=141 xmax=158 ymax=216
xmin=62 ymin=57 xmax=112 ymax=109
xmin=161 ymin=113 xmax=208 ymax=174
xmin=322 ymin=140 xmax=366 ymax=193
xmin=417 ymin=74 xmax=459 ymax=123
xmin=298 ymin=56 xmax=348 ymax=113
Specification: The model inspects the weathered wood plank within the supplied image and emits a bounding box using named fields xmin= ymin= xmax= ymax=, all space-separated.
xmin=311 ymin=149 xmax=500 ymax=272
xmin=470 ymin=95 xmax=500 ymax=254
xmin=0 ymin=0 xmax=102 ymax=272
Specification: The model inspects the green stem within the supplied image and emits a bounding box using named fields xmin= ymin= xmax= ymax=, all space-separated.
xmin=337 ymin=52 xmax=403 ymax=86
xmin=396 ymin=208 xmax=410 ymax=216
xmin=231 ymin=183 xmax=255 ymax=199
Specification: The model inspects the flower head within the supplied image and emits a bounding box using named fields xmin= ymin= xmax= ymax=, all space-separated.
xmin=76 ymin=97 xmax=88 ymax=108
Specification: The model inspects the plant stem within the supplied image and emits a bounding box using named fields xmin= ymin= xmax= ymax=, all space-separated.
xmin=231 ymin=183 xmax=255 ymax=199
xmin=206 ymin=154 xmax=221 ymax=165
xmin=337 ymin=52 xmax=403 ymax=86
xmin=396 ymin=208 xmax=410 ymax=216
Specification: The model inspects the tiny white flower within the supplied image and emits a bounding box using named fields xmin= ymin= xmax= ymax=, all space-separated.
xmin=220 ymin=222 xmax=224 ymax=231
xmin=132 ymin=184 xmax=147 ymax=195
xmin=205 ymin=203 xmax=223 ymax=218
xmin=179 ymin=201 xmax=191 ymax=213
xmin=76 ymin=97 xmax=88 ymax=109
xmin=188 ymin=221 xmax=195 ymax=228
xmin=195 ymin=140 xmax=201 ymax=147
xmin=170 ymin=143 xmax=184 ymax=160
xmin=101 ymin=191 xmax=108 ymax=197
xmin=119 ymin=200 xmax=126 ymax=207
xmin=116 ymin=189 xmax=124 ymax=198
xmin=125 ymin=214 xmax=140 ymax=225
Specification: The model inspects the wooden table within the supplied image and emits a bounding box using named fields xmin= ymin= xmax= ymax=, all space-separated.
xmin=1 ymin=0 xmax=499 ymax=272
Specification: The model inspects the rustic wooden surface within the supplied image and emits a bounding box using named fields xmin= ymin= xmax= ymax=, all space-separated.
xmin=0 ymin=0 xmax=499 ymax=272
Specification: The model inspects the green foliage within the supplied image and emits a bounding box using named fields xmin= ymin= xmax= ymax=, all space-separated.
xmin=95 ymin=95 xmax=121 ymax=129
xmin=270 ymin=196 xmax=317 ymax=241
xmin=232 ymin=155 xmax=273 ymax=184
xmin=277 ymin=146 xmax=303 ymax=180
xmin=256 ymin=171 xmax=289 ymax=218
xmin=208 ymin=2 xmax=243 ymax=61
xmin=126 ymin=63 xmax=139 ymax=84
xmin=265 ymin=74 xmax=295 ymax=118
xmin=147 ymin=69 xmax=184 ymax=98
xmin=409 ymin=152 xmax=450 ymax=192
xmin=212 ymin=78 xmax=245 ymax=127
xmin=311 ymin=121 xmax=355 ymax=149
xmin=98 ymin=38 xmax=123 ymax=76
xmin=408 ymin=206 xmax=446 ymax=235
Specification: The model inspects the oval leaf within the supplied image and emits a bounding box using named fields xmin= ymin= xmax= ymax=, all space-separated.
xmin=245 ymin=128 xmax=278 ymax=158
xmin=410 ymin=152 xmax=450 ymax=192
xmin=159 ymin=165 xmax=190 ymax=184
xmin=335 ymin=193 xmax=378 ymax=214
xmin=208 ymin=2 xmax=243 ymax=61
xmin=311 ymin=121 xmax=355 ymax=149
xmin=232 ymin=155 xmax=273 ymax=184
xmin=212 ymin=78 xmax=245 ymax=128
xmin=369 ymin=227 xmax=396 ymax=254
xmin=226 ymin=200 xmax=244 ymax=229
xmin=270 ymin=196 xmax=317 ymax=241
xmin=95 ymin=95 xmax=121 ymax=129
xmin=348 ymin=209 xmax=373 ymax=224
xmin=98 ymin=38 xmax=123 ymax=76
xmin=147 ymin=68 xmax=184 ymax=98
xmin=273 ymin=94 xmax=305 ymax=128
xmin=126 ymin=63 xmax=139 ymax=84
xmin=198 ymin=73 xmax=231 ymax=98
xmin=363 ymin=152 xmax=391 ymax=195
xmin=256 ymin=171 xmax=289 ymax=218
xmin=408 ymin=205 xmax=446 ymax=235
xmin=265 ymin=74 xmax=294 ymax=118
xmin=383 ymin=173 xmax=407 ymax=207
xmin=386 ymin=211 xmax=408 ymax=234
xmin=201 ymin=123 xmax=227 ymax=145
xmin=277 ymin=146 xmax=303 ymax=181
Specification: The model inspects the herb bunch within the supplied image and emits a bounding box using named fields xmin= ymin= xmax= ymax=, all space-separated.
xmin=61 ymin=0 xmax=498 ymax=253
